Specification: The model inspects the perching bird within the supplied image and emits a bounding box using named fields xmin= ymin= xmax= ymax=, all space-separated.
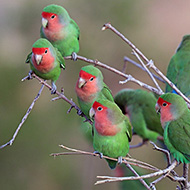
xmin=75 ymin=65 xmax=114 ymax=119
xmin=114 ymin=89 xmax=163 ymax=142
xmin=155 ymin=93 xmax=190 ymax=163
xmin=165 ymin=35 xmax=190 ymax=97
xmin=89 ymin=99 xmax=132 ymax=169
xmin=26 ymin=38 xmax=65 ymax=94
xmin=40 ymin=4 xmax=80 ymax=60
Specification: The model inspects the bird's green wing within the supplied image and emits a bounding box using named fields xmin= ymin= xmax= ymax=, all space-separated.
xmin=102 ymin=83 xmax=114 ymax=102
xmin=25 ymin=52 xmax=32 ymax=64
xmin=128 ymin=106 xmax=160 ymax=141
xmin=55 ymin=48 xmax=65 ymax=69
xmin=70 ymin=19 xmax=80 ymax=40
xmin=165 ymin=55 xmax=179 ymax=92
xmin=168 ymin=116 xmax=190 ymax=158
xmin=124 ymin=117 xmax=132 ymax=142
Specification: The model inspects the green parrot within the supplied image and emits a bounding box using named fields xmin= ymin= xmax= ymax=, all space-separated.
xmin=155 ymin=93 xmax=190 ymax=163
xmin=89 ymin=99 xmax=132 ymax=169
xmin=26 ymin=38 xmax=65 ymax=94
xmin=75 ymin=65 xmax=114 ymax=119
xmin=40 ymin=4 xmax=80 ymax=60
xmin=114 ymin=89 xmax=163 ymax=142
xmin=165 ymin=35 xmax=190 ymax=96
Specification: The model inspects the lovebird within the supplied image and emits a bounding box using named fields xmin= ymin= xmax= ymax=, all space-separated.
xmin=40 ymin=4 xmax=80 ymax=60
xmin=75 ymin=65 xmax=114 ymax=119
xmin=26 ymin=38 xmax=65 ymax=94
xmin=165 ymin=35 xmax=190 ymax=97
xmin=155 ymin=93 xmax=190 ymax=163
xmin=114 ymin=89 xmax=163 ymax=141
xmin=89 ymin=99 xmax=132 ymax=169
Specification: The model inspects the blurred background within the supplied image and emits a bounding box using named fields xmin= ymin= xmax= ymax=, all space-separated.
xmin=1 ymin=0 xmax=190 ymax=189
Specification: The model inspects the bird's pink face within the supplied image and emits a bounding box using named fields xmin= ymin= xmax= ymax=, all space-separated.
xmin=32 ymin=47 xmax=54 ymax=72
xmin=41 ymin=12 xmax=60 ymax=29
xmin=75 ymin=70 xmax=98 ymax=102
xmin=155 ymin=97 xmax=174 ymax=126
xmin=90 ymin=101 xmax=120 ymax=136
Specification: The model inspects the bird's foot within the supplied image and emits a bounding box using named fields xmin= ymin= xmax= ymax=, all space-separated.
xmin=93 ymin=151 xmax=103 ymax=159
xmin=117 ymin=156 xmax=123 ymax=165
xmin=51 ymin=82 xmax=57 ymax=94
xmin=71 ymin=52 xmax=78 ymax=61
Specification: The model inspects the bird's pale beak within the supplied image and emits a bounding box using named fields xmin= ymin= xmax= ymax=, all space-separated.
xmin=155 ymin=103 xmax=160 ymax=114
xmin=89 ymin=107 xmax=95 ymax=119
xmin=78 ymin=77 xmax=86 ymax=88
xmin=35 ymin=54 xmax=43 ymax=65
xmin=42 ymin=18 xmax=48 ymax=28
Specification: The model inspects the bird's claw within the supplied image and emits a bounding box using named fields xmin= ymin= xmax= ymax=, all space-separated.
xmin=117 ymin=156 xmax=123 ymax=165
xmin=51 ymin=82 xmax=57 ymax=94
xmin=93 ymin=151 xmax=103 ymax=159
xmin=71 ymin=52 xmax=78 ymax=61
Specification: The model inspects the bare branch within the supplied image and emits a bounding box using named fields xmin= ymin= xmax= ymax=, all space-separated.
xmin=132 ymin=50 xmax=163 ymax=93
xmin=150 ymin=141 xmax=171 ymax=166
xmin=125 ymin=163 xmax=151 ymax=190
xmin=31 ymin=73 xmax=92 ymax=125
xmin=130 ymin=139 xmax=148 ymax=149
xmin=51 ymin=145 xmax=160 ymax=172
xmin=123 ymin=56 xmax=165 ymax=83
xmin=64 ymin=56 xmax=162 ymax=95
xmin=102 ymin=22 xmax=190 ymax=105
xmin=95 ymin=160 xmax=179 ymax=185
xmin=0 ymin=84 xmax=45 ymax=149
xmin=182 ymin=164 xmax=189 ymax=189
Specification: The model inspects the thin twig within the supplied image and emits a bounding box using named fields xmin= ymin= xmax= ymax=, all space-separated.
xmin=102 ymin=22 xmax=190 ymax=105
xmin=182 ymin=164 xmax=189 ymax=189
xmin=31 ymin=73 xmax=92 ymax=125
xmin=0 ymin=84 xmax=45 ymax=149
xmin=51 ymin=145 xmax=160 ymax=172
xmin=150 ymin=172 xmax=169 ymax=190
xmin=150 ymin=141 xmax=171 ymax=166
xmin=51 ymin=144 xmax=177 ymax=184
xmin=123 ymin=56 xmax=165 ymax=83
xmin=132 ymin=50 xmax=163 ymax=93
xmin=95 ymin=160 xmax=178 ymax=185
xmin=125 ymin=163 xmax=151 ymax=190
xmin=64 ymin=56 xmax=162 ymax=95
xmin=130 ymin=139 xmax=148 ymax=149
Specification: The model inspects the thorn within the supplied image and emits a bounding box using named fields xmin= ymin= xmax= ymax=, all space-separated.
xmin=61 ymin=87 xmax=64 ymax=93
xmin=67 ymin=105 xmax=74 ymax=113
xmin=51 ymin=96 xmax=62 ymax=101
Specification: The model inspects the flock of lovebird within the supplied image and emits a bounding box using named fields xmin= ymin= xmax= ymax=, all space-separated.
xmin=25 ymin=4 xmax=190 ymax=170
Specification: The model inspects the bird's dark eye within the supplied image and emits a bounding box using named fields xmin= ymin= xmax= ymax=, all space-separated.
xmin=45 ymin=50 xmax=48 ymax=54
xmin=89 ymin=77 xmax=94 ymax=81
xmin=97 ymin=107 xmax=103 ymax=111
xmin=51 ymin=15 xmax=55 ymax=19
xmin=162 ymin=102 xmax=167 ymax=107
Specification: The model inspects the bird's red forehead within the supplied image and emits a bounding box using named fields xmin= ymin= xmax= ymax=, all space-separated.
xmin=42 ymin=11 xmax=58 ymax=18
xmin=157 ymin=97 xmax=171 ymax=106
xmin=32 ymin=47 xmax=48 ymax=54
xmin=79 ymin=70 xmax=96 ymax=79
xmin=92 ymin=101 xmax=107 ymax=110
